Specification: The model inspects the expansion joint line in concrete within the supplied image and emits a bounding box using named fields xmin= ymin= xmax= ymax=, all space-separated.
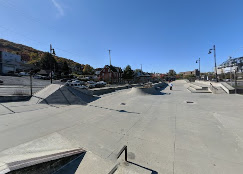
xmin=58 ymin=87 xmax=71 ymax=105
xmin=173 ymin=103 xmax=177 ymax=174
xmin=0 ymin=103 xmax=15 ymax=113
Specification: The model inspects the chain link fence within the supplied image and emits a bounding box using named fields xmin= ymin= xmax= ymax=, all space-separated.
xmin=0 ymin=75 xmax=63 ymax=96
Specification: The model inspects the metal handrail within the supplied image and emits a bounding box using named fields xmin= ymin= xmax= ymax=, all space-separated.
xmin=117 ymin=145 xmax=127 ymax=162
xmin=210 ymin=83 xmax=218 ymax=94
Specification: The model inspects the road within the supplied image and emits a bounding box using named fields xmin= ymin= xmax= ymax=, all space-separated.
xmin=0 ymin=80 xmax=243 ymax=173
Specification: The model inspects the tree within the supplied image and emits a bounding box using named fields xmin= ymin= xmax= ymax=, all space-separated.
xmin=134 ymin=69 xmax=142 ymax=74
xmin=168 ymin=69 xmax=176 ymax=76
xmin=62 ymin=61 xmax=70 ymax=75
xmin=39 ymin=52 xmax=57 ymax=70
xmin=83 ymin=64 xmax=94 ymax=75
xmin=123 ymin=65 xmax=134 ymax=80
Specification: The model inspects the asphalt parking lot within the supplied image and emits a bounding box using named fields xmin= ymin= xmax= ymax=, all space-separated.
xmin=0 ymin=75 xmax=63 ymax=95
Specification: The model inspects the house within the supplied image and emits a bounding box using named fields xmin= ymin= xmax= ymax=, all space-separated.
xmin=179 ymin=69 xmax=200 ymax=76
xmin=94 ymin=68 xmax=102 ymax=77
xmin=0 ymin=51 xmax=22 ymax=74
xmin=134 ymin=70 xmax=152 ymax=83
xmin=99 ymin=65 xmax=123 ymax=83
xmin=37 ymin=69 xmax=51 ymax=76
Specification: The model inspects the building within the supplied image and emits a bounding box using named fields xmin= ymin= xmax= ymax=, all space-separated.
xmin=179 ymin=69 xmax=200 ymax=76
xmin=94 ymin=68 xmax=102 ymax=77
xmin=217 ymin=57 xmax=243 ymax=74
xmin=134 ymin=70 xmax=152 ymax=83
xmin=0 ymin=51 xmax=22 ymax=74
xmin=99 ymin=65 xmax=123 ymax=83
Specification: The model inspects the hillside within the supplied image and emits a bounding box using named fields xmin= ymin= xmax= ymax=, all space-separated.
xmin=0 ymin=39 xmax=84 ymax=69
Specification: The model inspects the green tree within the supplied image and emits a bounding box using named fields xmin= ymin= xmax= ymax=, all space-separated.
xmin=62 ymin=61 xmax=70 ymax=75
xmin=168 ymin=69 xmax=176 ymax=76
xmin=39 ymin=52 xmax=57 ymax=70
xmin=83 ymin=64 xmax=94 ymax=75
xmin=123 ymin=65 xmax=134 ymax=80
xmin=134 ymin=69 xmax=142 ymax=74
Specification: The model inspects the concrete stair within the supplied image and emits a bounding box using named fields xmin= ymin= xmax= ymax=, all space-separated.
xmin=187 ymin=83 xmax=211 ymax=93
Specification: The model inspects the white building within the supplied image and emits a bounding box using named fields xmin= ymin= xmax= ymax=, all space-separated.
xmin=0 ymin=51 xmax=22 ymax=74
xmin=217 ymin=57 xmax=243 ymax=74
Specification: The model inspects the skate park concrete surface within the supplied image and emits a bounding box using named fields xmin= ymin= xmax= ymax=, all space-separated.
xmin=0 ymin=80 xmax=243 ymax=173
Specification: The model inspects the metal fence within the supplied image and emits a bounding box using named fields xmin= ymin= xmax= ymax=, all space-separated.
xmin=0 ymin=75 xmax=62 ymax=96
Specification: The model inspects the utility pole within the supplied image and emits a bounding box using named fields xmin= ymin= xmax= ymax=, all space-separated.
xmin=108 ymin=49 xmax=112 ymax=84
xmin=141 ymin=64 xmax=142 ymax=72
xmin=30 ymin=71 xmax=33 ymax=96
xmin=108 ymin=50 xmax=111 ymax=66
xmin=235 ymin=67 xmax=238 ymax=94
xmin=229 ymin=57 xmax=233 ymax=86
xmin=50 ymin=44 xmax=55 ymax=84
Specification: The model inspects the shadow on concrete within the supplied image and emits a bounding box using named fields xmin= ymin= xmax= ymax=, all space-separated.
xmin=127 ymin=161 xmax=158 ymax=174
xmin=160 ymin=92 xmax=171 ymax=95
xmin=89 ymin=105 xmax=140 ymax=115
xmin=9 ymin=152 xmax=86 ymax=174
xmin=55 ymin=152 xmax=86 ymax=174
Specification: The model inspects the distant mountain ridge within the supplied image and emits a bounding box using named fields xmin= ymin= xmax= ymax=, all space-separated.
xmin=0 ymin=38 xmax=84 ymax=68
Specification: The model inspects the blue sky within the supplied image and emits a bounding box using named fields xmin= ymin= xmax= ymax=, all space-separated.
xmin=1 ymin=0 xmax=243 ymax=73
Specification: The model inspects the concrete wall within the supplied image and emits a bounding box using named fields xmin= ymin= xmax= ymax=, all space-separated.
xmin=0 ymin=95 xmax=31 ymax=103
xmin=90 ymin=85 xmax=131 ymax=95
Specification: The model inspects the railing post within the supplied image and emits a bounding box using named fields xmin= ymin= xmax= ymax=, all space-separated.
xmin=117 ymin=145 xmax=128 ymax=162
xmin=125 ymin=146 xmax=127 ymax=161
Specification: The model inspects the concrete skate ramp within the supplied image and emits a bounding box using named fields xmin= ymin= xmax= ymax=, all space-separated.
xmin=128 ymin=87 xmax=162 ymax=95
xmin=30 ymin=84 xmax=98 ymax=105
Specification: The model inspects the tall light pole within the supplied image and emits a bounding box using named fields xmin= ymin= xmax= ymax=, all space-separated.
xmin=50 ymin=44 xmax=56 ymax=84
xmin=196 ymin=58 xmax=200 ymax=79
xmin=108 ymin=49 xmax=111 ymax=66
xmin=108 ymin=49 xmax=112 ymax=83
xmin=208 ymin=45 xmax=218 ymax=82
xmin=229 ymin=56 xmax=233 ymax=86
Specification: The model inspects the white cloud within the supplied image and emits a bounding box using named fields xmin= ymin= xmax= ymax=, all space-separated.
xmin=51 ymin=0 xmax=64 ymax=16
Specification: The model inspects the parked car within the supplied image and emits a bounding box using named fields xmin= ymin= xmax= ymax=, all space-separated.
xmin=60 ymin=78 xmax=68 ymax=82
xmin=42 ymin=76 xmax=50 ymax=80
xmin=76 ymin=85 xmax=88 ymax=89
xmin=96 ymin=81 xmax=106 ymax=87
xmin=87 ymin=81 xmax=97 ymax=88
xmin=33 ymin=75 xmax=42 ymax=79
xmin=18 ymin=72 xmax=29 ymax=76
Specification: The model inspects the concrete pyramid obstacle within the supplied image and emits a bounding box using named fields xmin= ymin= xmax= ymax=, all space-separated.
xmin=30 ymin=84 xmax=96 ymax=105
xmin=128 ymin=87 xmax=162 ymax=96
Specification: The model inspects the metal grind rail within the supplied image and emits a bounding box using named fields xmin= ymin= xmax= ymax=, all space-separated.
xmin=210 ymin=83 xmax=218 ymax=94
xmin=108 ymin=145 xmax=128 ymax=174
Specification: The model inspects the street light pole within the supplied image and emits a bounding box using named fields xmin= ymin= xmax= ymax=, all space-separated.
xmin=30 ymin=73 xmax=33 ymax=96
xmin=208 ymin=45 xmax=218 ymax=82
xmin=196 ymin=58 xmax=200 ymax=79
xmin=229 ymin=57 xmax=233 ymax=86
xmin=213 ymin=45 xmax=218 ymax=81
xmin=50 ymin=44 xmax=56 ymax=84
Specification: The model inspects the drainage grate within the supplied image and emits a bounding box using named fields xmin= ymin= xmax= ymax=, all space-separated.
xmin=186 ymin=101 xmax=194 ymax=104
